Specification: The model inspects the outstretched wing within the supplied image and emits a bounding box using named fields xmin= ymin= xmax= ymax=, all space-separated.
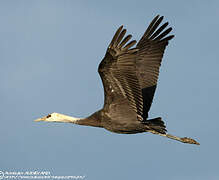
xmin=98 ymin=26 xmax=143 ymax=121
xmin=136 ymin=15 xmax=174 ymax=119
xmin=98 ymin=15 xmax=174 ymax=121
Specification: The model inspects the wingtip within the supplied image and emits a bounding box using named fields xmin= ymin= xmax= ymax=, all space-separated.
xmin=168 ymin=35 xmax=175 ymax=40
xmin=119 ymin=25 xmax=124 ymax=29
xmin=153 ymin=15 xmax=160 ymax=21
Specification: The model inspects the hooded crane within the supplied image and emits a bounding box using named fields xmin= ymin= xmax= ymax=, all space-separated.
xmin=35 ymin=15 xmax=199 ymax=145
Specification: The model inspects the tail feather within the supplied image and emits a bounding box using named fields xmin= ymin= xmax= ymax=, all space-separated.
xmin=143 ymin=117 xmax=167 ymax=134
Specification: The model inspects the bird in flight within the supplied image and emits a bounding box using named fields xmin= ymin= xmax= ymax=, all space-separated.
xmin=35 ymin=15 xmax=199 ymax=145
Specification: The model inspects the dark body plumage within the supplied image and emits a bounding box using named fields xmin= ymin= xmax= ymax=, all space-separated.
xmin=36 ymin=15 xmax=199 ymax=145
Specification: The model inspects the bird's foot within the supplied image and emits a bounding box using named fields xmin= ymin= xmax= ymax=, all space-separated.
xmin=149 ymin=130 xmax=200 ymax=145
xmin=180 ymin=137 xmax=200 ymax=145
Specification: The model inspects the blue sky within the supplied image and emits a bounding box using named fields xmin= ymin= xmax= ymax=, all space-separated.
xmin=1 ymin=0 xmax=219 ymax=180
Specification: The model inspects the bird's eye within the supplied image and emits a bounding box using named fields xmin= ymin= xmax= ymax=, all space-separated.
xmin=46 ymin=114 xmax=52 ymax=118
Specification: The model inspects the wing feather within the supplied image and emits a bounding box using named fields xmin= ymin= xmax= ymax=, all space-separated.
xmin=136 ymin=15 xmax=174 ymax=119
xmin=98 ymin=15 xmax=174 ymax=122
xmin=99 ymin=27 xmax=143 ymax=120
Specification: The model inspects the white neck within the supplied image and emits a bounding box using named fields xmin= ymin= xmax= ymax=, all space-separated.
xmin=35 ymin=112 xmax=82 ymax=124
xmin=35 ymin=112 xmax=102 ymax=127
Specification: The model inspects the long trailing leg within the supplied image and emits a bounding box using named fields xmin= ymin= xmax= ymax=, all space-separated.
xmin=148 ymin=130 xmax=200 ymax=145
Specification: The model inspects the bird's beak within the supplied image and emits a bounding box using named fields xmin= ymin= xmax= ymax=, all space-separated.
xmin=34 ymin=118 xmax=43 ymax=122
xmin=34 ymin=116 xmax=47 ymax=122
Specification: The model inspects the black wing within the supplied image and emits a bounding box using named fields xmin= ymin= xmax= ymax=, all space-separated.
xmin=98 ymin=15 xmax=174 ymax=121
xmin=136 ymin=15 xmax=174 ymax=119
xmin=98 ymin=26 xmax=143 ymax=121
